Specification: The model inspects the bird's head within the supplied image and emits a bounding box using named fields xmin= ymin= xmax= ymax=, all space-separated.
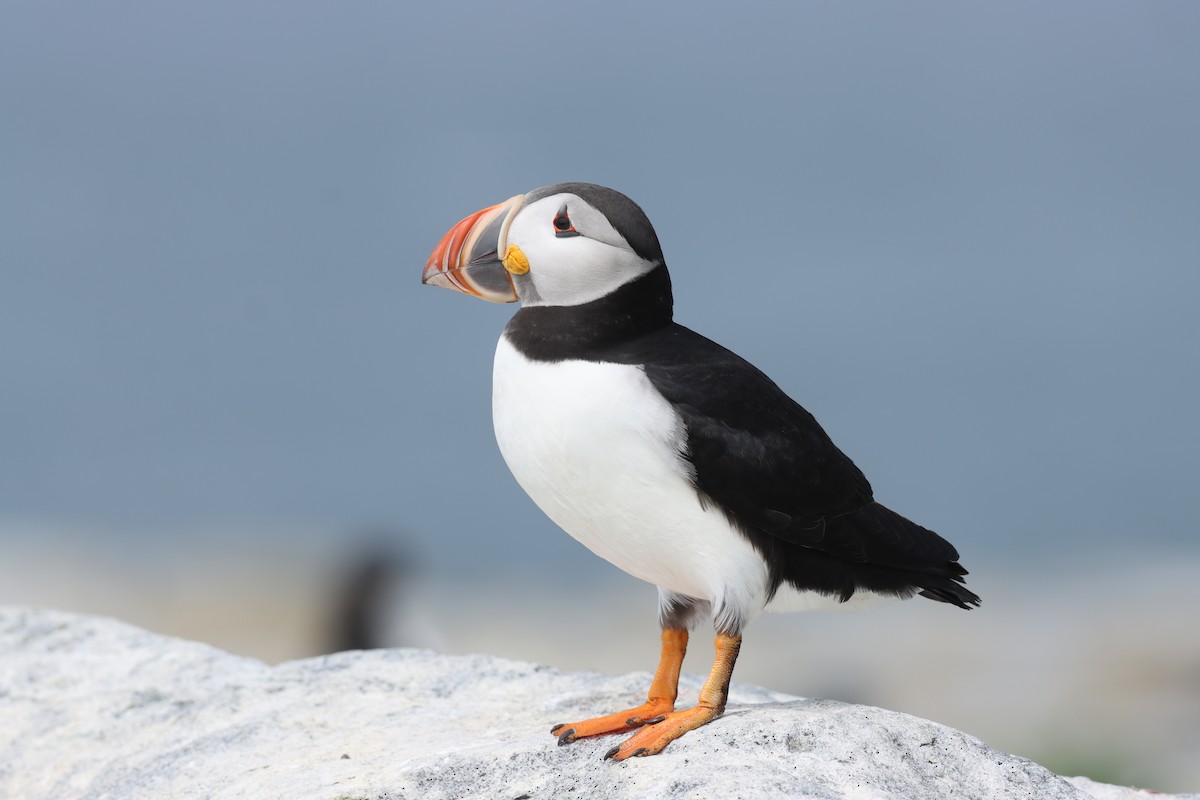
xmin=422 ymin=183 xmax=665 ymax=307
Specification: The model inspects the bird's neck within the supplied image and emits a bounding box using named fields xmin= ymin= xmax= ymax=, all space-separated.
xmin=502 ymin=265 xmax=674 ymax=362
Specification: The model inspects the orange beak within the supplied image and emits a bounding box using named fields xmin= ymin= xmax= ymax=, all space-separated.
xmin=422 ymin=195 xmax=524 ymax=303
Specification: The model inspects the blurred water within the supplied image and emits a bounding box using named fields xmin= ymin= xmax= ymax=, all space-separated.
xmin=2 ymin=1 xmax=1198 ymax=568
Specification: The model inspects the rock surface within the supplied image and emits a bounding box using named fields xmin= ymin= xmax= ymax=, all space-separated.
xmin=1 ymin=607 xmax=1193 ymax=800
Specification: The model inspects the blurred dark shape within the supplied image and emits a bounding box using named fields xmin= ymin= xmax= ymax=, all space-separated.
xmin=325 ymin=535 xmax=413 ymax=654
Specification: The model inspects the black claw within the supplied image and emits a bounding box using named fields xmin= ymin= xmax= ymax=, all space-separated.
xmin=625 ymin=717 xmax=641 ymax=727
xmin=645 ymin=715 xmax=666 ymax=725
xmin=550 ymin=724 xmax=565 ymax=735
xmin=604 ymin=746 xmax=620 ymax=760
xmin=631 ymin=747 xmax=649 ymax=758
xmin=556 ymin=728 xmax=576 ymax=746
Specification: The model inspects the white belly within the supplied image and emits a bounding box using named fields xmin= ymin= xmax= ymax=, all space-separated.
xmin=492 ymin=336 xmax=770 ymax=614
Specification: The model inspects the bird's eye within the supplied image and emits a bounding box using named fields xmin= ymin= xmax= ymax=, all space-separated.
xmin=553 ymin=204 xmax=580 ymax=238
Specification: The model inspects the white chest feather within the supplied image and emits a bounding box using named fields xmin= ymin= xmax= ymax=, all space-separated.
xmin=491 ymin=336 xmax=770 ymax=611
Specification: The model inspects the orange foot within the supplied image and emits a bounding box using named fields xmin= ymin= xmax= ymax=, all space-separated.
xmin=551 ymin=628 xmax=689 ymax=746
xmin=602 ymin=704 xmax=721 ymax=760
xmin=549 ymin=698 xmax=675 ymax=745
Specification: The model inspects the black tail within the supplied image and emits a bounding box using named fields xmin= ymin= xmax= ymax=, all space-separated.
xmin=917 ymin=580 xmax=981 ymax=610
xmin=764 ymin=501 xmax=982 ymax=609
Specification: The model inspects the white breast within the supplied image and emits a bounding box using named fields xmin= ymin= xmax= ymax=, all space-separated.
xmin=492 ymin=336 xmax=771 ymax=618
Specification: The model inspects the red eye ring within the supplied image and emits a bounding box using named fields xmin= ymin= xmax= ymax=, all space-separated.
xmin=553 ymin=203 xmax=580 ymax=238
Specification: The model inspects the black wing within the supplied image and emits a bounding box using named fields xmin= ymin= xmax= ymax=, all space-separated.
xmin=620 ymin=324 xmax=979 ymax=608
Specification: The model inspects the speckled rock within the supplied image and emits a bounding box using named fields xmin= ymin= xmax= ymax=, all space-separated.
xmin=1 ymin=607 xmax=1193 ymax=800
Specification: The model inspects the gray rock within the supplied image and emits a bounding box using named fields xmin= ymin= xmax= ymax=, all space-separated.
xmin=1 ymin=607 xmax=1193 ymax=800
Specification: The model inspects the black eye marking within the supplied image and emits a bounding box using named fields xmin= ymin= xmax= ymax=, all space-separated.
xmin=553 ymin=203 xmax=580 ymax=238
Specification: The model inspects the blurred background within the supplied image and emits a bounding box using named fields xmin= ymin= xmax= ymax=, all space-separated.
xmin=2 ymin=1 xmax=1198 ymax=792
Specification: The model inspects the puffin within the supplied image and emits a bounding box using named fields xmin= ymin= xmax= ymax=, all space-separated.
xmin=421 ymin=182 xmax=980 ymax=761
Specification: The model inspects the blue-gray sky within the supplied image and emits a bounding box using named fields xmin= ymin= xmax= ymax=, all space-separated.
xmin=2 ymin=1 xmax=1198 ymax=574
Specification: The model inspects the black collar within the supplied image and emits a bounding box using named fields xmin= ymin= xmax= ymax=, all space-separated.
xmin=502 ymin=265 xmax=674 ymax=362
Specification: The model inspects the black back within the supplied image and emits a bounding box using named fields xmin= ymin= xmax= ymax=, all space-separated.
xmin=504 ymin=266 xmax=980 ymax=609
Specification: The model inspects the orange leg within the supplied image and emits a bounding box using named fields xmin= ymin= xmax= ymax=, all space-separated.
xmin=605 ymin=631 xmax=742 ymax=761
xmin=551 ymin=628 xmax=688 ymax=745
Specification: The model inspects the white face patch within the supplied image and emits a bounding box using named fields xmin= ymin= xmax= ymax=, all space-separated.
xmin=505 ymin=193 xmax=660 ymax=307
